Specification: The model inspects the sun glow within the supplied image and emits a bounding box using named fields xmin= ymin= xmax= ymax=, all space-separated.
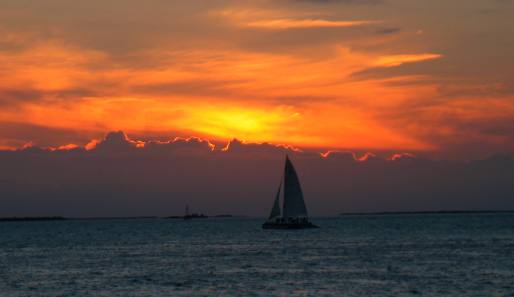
xmin=180 ymin=106 xmax=297 ymax=142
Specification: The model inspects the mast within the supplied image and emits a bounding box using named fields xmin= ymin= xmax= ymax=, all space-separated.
xmin=282 ymin=155 xmax=308 ymax=219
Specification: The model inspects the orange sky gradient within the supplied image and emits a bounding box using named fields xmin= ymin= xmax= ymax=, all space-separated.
xmin=1 ymin=0 xmax=514 ymax=159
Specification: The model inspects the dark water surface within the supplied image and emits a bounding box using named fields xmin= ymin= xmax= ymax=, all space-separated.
xmin=1 ymin=214 xmax=514 ymax=296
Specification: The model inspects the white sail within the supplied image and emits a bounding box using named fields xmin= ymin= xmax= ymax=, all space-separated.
xmin=282 ymin=156 xmax=308 ymax=218
xmin=267 ymin=180 xmax=282 ymax=220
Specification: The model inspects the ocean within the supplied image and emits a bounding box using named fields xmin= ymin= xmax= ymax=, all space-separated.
xmin=1 ymin=214 xmax=513 ymax=296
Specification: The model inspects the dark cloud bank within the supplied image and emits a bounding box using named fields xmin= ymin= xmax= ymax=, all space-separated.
xmin=1 ymin=131 xmax=513 ymax=217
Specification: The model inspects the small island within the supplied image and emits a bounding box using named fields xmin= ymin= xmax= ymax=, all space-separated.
xmin=167 ymin=204 xmax=208 ymax=219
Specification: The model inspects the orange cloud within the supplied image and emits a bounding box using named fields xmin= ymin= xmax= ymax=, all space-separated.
xmin=0 ymin=42 xmax=442 ymax=152
xmin=245 ymin=19 xmax=378 ymax=29
xmin=374 ymin=54 xmax=443 ymax=67
xmin=57 ymin=144 xmax=80 ymax=151
xmin=1 ymin=1 xmax=513 ymax=159
xmin=0 ymin=17 xmax=505 ymax=158
xmin=357 ymin=152 xmax=377 ymax=162
xmin=388 ymin=153 xmax=416 ymax=161
xmin=85 ymin=139 xmax=100 ymax=151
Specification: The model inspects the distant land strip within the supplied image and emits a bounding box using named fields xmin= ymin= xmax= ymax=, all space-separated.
xmin=339 ymin=210 xmax=514 ymax=216
xmin=72 ymin=216 xmax=158 ymax=220
xmin=0 ymin=216 xmax=67 ymax=222
xmin=2 ymin=211 xmax=512 ymax=222
xmin=0 ymin=214 xmax=239 ymax=222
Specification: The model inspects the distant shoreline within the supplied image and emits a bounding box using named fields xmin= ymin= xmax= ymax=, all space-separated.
xmin=2 ymin=211 xmax=513 ymax=222
xmin=0 ymin=214 xmax=241 ymax=222
xmin=339 ymin=210 xmax=514 ymax=216
xmin=0 ymin=216 xmax=67 ymax=222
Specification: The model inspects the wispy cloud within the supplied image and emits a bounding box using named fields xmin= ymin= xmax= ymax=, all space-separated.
xmin=374 ymin=53 xmax=443 ymax=67
xmin=244 ymin=18 xmax=378 ymax=29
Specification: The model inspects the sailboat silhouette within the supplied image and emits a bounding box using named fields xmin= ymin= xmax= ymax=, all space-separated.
xmin=262 ymin=155 xmax=319 ymax=229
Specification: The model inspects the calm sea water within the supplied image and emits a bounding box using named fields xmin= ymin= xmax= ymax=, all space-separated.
xmin=1 ymin=214 xmax=514 ymax=297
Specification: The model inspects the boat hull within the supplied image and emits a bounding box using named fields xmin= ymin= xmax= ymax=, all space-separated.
xmin=262 ymin=221 xmax=319 ymax=229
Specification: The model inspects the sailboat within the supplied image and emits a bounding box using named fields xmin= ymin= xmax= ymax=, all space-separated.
xmin=262 ymin=155 xmax=319 ymax=229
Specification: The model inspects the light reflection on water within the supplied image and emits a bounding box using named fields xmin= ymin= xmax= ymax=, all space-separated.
xmin=1 ymin=214 xmax=513 ymax=296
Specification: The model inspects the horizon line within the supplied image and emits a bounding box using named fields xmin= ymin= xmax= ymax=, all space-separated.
xmin=2 ymin=209 xmax=514 ymax=221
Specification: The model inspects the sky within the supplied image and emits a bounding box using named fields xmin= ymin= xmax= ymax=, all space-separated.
xmin=1 ymin=1 xmax=514 ymax=217
xmin=1 ymin=0 xmax=514 ymax=159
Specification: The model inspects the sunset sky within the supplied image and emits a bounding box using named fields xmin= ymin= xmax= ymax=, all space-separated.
xmin=1 ymin=0 xmax=514 ymax=159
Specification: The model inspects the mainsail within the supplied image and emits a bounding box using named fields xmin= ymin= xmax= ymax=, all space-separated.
xmin=268 ymin=180 xmax=282 ymax=220
xmin=282 ymin=156 xmax=308 ymax=218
